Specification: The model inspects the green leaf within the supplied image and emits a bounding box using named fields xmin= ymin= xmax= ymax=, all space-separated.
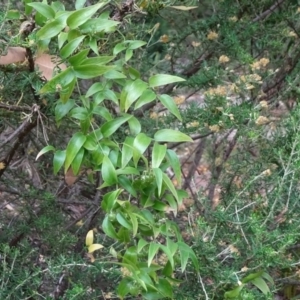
xmin=125 ymin=48 xmax=133 ymax=61
xmin=120 ymin=79 xmax=148 ymax=112
xmin=113 ymin=43 xmax=126 ymax=55
xmin=57 ymin=32 xmax=68 ymax=49
xmin=40 ymin=67 xmax=75 ymax=94
xmin=67 ymin=2 xmax=108 ymax=29
xmin=70 ymin=107 xmax=89 ymax=121
xmin=178 ymin=241 xmax=200 ymax=272
xmin=242 ymin=271 xmax=263 ymax=284
xmin=68 ymin=49 xmax=89 ymax=66
xmin=162 ymin=173 xmax=178 ymax=201
xmin=101 ymin=115 xmax=132 ymax=138
xmin=118 ymin=277 xmax=137 ymax=299
xmin=224 ymin=285 xmax=244 ymax=299
xmin=129 ymin=213 xmax=138 ymax=237
xmin=134 ymin=89 xmax=157 ymax=110
xmin=166 ymin=149 xmax=181 ymax=187
xmin=71 ymin=147 xmax=84 ymax=175
xmin=27 ymin=3 xmax=55 ymax=19
xmin=60 ymin=76 xmax=76 ymax=104
xmin=137 ymin=239 xmax=148 ymax=253
xmin=158 ymin=94 xmax=182 ymax=121
xmin=37 ymin=16 xmax=67 ymax=40
xmin=83 ymin=135 xmax=97 ymax=151
xmin=154 ymin=129 xmax=192 ymax=143
xmin=65 ymin=132 xmax=86 ymax=172
xmin=160 ymin=244 xmax=174 ymax=270
xmin=73 ymin=65 xmax=113 ymax=79
xmin=133 ymin=133 xmax=151 ymax=166
xmin=24 ymin=0 xmax=33 ymax=16
xmin=93 ymin=106 xmax=112 ymax=121
xmin=148 ymin=242 xmax=160 ymax=267
xmin=75 ymin=0 xmax=87 ymax=10
xmin=156 ymin=278 xmax=173 ymax=299
xmin=102 ymin=155 xmax=117 ymax=185
xmin=104 ymin=70 xmax=127 ymax=79
xmin=152 ymin=142 xmax=166 ymax=168
xmin=60 ymin=35 xmax=85 ymax=59
xmin=36 ymin=145 xmax=55 ymax=160
xmin=102 ymin=215 xmax=118 ymax=239
xmin=80 ymin=18 xmax=119 ymax=33
xmin=153 ymin=168 xmax=163 ymax=197
xmin=128 ymin=117 xmax=141 ymax=135
xmin=127 ymin=40 xmax=147 ymax=50
xmin=261 ymin=272 xmax=274 ymax=285
xmin=53 ymin=150 xmax=66 ymax=174
xmin=167 ymin=238 xmax=178 ymax=257
xmin=118 ymin=176 xmax=137 ymax=197
xmin=6 ymin=10 xmax=20 ymax=20
xmin=116 ymin=212 xmax=132 ymax=230
xmin=149 ymin=74 xmax=185 ymax=88
xmin=55 ymin=99 xmax=75 ymax=122
xmin=121 ymin=136 xmax=134 ymax=168
xmin=81 ymin=56 xmax=114 ymax=65
xmin=251 ymin=277 xmax=270 ymax=295
xmin=102 ymin=190 xmax=121 ymax=212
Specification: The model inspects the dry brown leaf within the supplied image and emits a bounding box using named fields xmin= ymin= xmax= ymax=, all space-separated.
xmin=0 ymin=47 xmax=26 ymax=65
xmin=35 ymin=54 xmax=67 ymax=81
xmin=65 ymin=167 xmax=78 ymax=186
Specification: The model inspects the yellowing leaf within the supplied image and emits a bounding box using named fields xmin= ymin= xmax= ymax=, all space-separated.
xmin=86 ymin=229 xmax=94 ymax=246
xmin=88 ymin=243 xmax=104 ymax=253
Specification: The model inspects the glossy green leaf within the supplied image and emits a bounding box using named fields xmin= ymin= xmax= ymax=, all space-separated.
xmin=102 ymin=215 xmax=118 ymax=239
xmin=68 ymin=48 xmax=89 ymax=66
xmin=55 ymin=96 xmax=75 ymax=122
xmin=101 ymin=115 xmax=132 ymax=138
xmin=93 ymin=106 xmax=112 ymax=121
xmin=133 ymin=133 xmax=151 ymax=166
xmin=57 ymin=32 xmax=68 ymax=49
xmin=127 ymin=66 xmax=140 ymax=80
xmin=162 ymin=173 xmax=178 ymax=201
xmin=125 ymin=48 xmax=133 ymax=61
xmin=53 ymin=150 xmax=66 ymax=174
xmin=148 ymin=242 xmax=160 ymax=267
xmin=156 ymin=278 xmax=173 ymax=298
xmin=27 ymin=3 xmax=55 ymax=19
xmin=73 ymin=65 xmax=113 ymax=79
xmin=242 ymin=271 xmax=263 ymax=283
xmin=118 ymin=176 xmax=137 ymax=197
xmin=154 ymin=129 xmax=192 ymax=143
xmin=153 ymin=168 xmax=163 ymax=197
xmin=51 ymin=1 xmax=65 ymax=12
xmin=152 ymin=142 xmax=166 ymax=168
xmin=40 ymin=67 xmax=75 ymax=94
xmin=81 ymin=56 xmax=114 ymax=65
xmin=116 ymin=212 xmax=132 ymax=230
xmin=65 ymin=132 xmax=86 ymax=172
xmin=166 ymin=149 xmax=181 ymax=187
xmin=134 ymin=89 xmax=157 ymax=110
xmin=104 ymin=70 xmax=127 ymax=79
xmin=36 ymin=145 xmax=55 ymax=160
xmin=118 ymin=277 xmax=137 ymax=299
xmin=102 ymin=155 xmax=117 ymax=185
xmin=120 ymin=79 xmax=148 ymax=112
xmin=128 ymin=117 xmax=141 ymax=135
xmin=158 ymin=94 xmax=182 ymax=121
xmin=149 ymin=74 xmax=185 ymax=88
xmin=121 ymin=136 xmax=134 ymax=168
xmin=129 ymin=213 xmax=138 ymax=237
xmin=69 ymin=107 xmax=89 ymax=121
xmin=67 ymin=2 xmax=108 ymax=29
xmin=71 ymin=147 xmax=84 ymax=175
xmin=60 ymin=35 xmax=85 ymax=59
xmin=117 ymin=167 xmax=140 ymax=176
xmin=80 ymin=18 xmax=119 ymax=33
xmin=101 ymin=190 xmax=121 ymax=212
xmin=113 ymin=43 xmax=126 ymax=55
xmin=83 ymin=135 xmax=97 ymax=151
xmin=37 ymin=17 xmax=66 ymax=40
xmin=137 ymin=239 xmax=148 ymax=253
xmin=60 ymin=76 xmax=76 ymax=103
